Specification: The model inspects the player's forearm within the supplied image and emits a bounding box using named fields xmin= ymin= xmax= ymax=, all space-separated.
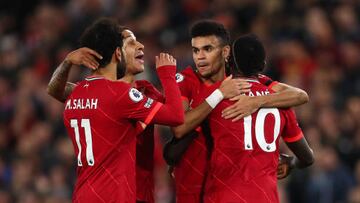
xmin=172 ymin=102 xmax=212 ymax=138
xmin=287 ymin=138 xmax=314 ymax=169
xmin=291 ymin=155 xmax=314 ymax=169
xmin=153 ymin=66 xmax=184 ymax=126
xmin=253 ymin=89 xmax=308 ymax=109
xmin=269 ymin=83 xmax=309 ymax=107
xmin=47 ymin=60 xmax=74 ymax=103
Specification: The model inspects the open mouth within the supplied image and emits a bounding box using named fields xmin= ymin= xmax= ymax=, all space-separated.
xmin=135 ymin=53 xmax=145 ymax=64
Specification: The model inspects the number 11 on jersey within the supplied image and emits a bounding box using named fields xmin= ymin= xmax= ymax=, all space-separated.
xmin=70 ymin=119 xmax=95 ymax=166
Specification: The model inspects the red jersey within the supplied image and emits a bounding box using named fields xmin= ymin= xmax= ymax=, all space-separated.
xmin=135 ymin=80 xmax=164 ymax=203
xmin=203 ymin=79 xmax=303 ymax=203
xmin=63 ymin=76 xmax=163 ymax=203
xmin=174 ymin=67 xmax=213 ymax=202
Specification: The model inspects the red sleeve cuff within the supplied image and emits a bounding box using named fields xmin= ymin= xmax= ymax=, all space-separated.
xmin=144 ymin=102 xmax=163 ymax=125
xmin=181 ymin=96 xmax=189 ymax=102
xmin=156 ymin=65 xmax=176 ymax=78
xmin=283 ymin=132 xmax=304 ymax=143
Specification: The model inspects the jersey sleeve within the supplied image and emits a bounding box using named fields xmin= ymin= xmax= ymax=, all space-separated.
xmin=176 ymin=68 xmax=194 ymax=103
xmin=257 ymin=74 xmax=278 ymax=90
xmin=115 ymin=85 xmax=163 ymax=125
xmin=135 ymin=80 xmax=165 ymax=102
xmin=281 ymin=109 xmax=304 ymax=143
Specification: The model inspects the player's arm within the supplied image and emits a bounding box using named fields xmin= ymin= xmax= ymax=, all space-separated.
xmin=258 ymin=74 xmax=309 ymax=107
xmin=277 ymin=138 xmax=314 ymax=179
xmin=146 ymin=53 xmax=184 ymax=126
xmin=46 ymin=47 xmax=102 ymax=102
xmin=222 ymin=79 xmax=309 ymax=121
xmin=270 ymin=82 xmax=309 ymax=106
xmin=171 ymin=76 xmax=251 ymax=138
xmin=277 ymin=109 xmax=314 ymax=179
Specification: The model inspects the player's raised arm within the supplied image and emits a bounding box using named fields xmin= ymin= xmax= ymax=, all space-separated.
xmin=149 ymin=53 xmax=184 ymax=126
xmin=47 ymin=47 xmax=102 ymax=102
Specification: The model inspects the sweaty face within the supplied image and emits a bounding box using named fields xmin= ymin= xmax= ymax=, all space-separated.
xmin=121 ymin=30 xmax=145 ymax=75
xmin=192 ymin=35 xmax=227 ymax=79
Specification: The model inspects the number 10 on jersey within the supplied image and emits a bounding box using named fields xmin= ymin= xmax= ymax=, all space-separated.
xmin=70 ymin=119 xmax=95 ymax=166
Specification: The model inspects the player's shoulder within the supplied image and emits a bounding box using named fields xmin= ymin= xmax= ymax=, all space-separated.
xmin=257 ymin=74 xmax=278 ymax=87
xmin=176 ymin=66 xmax=197 ymax=83
xmin=247 ymin=78 xmax=271 ymax=92
xmin=108 ymin=80 xmax=132 ymax=89
xmin=110 ymin=81 xmax=146 ymax=104
xmin=135 ymin=80 xmax=153 ymax=89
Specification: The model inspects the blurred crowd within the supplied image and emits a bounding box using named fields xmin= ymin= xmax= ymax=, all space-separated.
xmin=0 ymin=0 xmax=359 ymax=202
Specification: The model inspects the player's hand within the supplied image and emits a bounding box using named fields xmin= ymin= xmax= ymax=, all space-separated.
xmin=155 ymin=53 xmax=176 ymax=68
xmin=277 ymin=153 xmax=294 ymax=179
xmin=219 ymin=75 xmax=251 ymax=99
xmin=65 ymin=47 xmax=103 ymax=70
xmin=221 ymin=95 xmax=260 ymax=121
xmin=168 ymin=166 xmax=175 ymax=179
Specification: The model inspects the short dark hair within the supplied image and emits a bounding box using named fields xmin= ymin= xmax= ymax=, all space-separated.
xmin=190 ymin=20 xmax=230 ymax=46
xmin=231 ymin=34 xmax=266 ymax=77
xmin=79 ymin=18 xmax=126 ymax=67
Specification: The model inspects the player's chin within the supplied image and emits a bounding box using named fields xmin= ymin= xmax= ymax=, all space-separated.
xmin=127 ymin=64 xmax=144 ymax=74
xmin=198 ymin=70 xmax=211 ymax=78
xmin=134 ymin=65 xmax=144 ymax=74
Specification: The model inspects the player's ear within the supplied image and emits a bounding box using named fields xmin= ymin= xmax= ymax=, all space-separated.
xmin=222 ymin=45 xmax=231 ymax=62
xmin=115 ymin=47 xmax=122 ymax=62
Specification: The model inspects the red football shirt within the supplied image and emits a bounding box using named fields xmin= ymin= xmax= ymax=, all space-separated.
xmin=173 ymin=67 xmax=216 ymax=202
xmin=203 ymin=79 xmax=303 ymax=203
xmin=63 ymin=76 xmax=163 ymax=203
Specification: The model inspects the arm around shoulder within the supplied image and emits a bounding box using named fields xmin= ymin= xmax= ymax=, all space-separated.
xmin=271 ymin=82 xmax=309 ymax=106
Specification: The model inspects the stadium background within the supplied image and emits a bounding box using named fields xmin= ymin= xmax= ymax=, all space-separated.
xmin=0 ymin=0 xmax=359 ymax=202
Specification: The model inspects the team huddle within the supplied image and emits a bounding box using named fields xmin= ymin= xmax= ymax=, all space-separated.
xmin=47 ymin=18 xmax=314 ymax=203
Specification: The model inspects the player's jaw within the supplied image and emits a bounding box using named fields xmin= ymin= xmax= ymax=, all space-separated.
xmin=125 ymin=49 xmax=145 ymax=75
xmin=196 ymin=54 xmax=224 ymax=79
xmin=134 ymin=51 xmax=145 ymax=71
xmin=196 ymin=61 xmax=212 ymax=77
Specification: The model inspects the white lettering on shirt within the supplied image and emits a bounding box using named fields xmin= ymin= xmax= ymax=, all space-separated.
xmin=247 ymin=90 xmax=270 ymax=97
xmin=65 ymin=98 xmax=98 ymax=110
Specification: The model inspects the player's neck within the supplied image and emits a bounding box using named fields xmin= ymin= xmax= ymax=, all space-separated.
xmin=121 ymin=74 xmax=135 ymax=84
xmin=234 ymin=75 xmax=259 ymax=83
xmin=235 ymin=75 xmax=257 ymax=80
xmin=92 ymin=63 xmax=117 ymax=81
xmin=205 ymin=68 xmax=225 ymax=84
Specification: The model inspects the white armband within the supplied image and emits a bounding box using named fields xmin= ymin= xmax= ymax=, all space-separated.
xmin=205 ymin=89 xmax=224 ymax=109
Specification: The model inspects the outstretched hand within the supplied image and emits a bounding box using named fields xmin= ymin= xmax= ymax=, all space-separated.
xmin=65 ymin=47 xmax=103 ymax=70
xmin=155 ymin=53 xmax=176 ymax=68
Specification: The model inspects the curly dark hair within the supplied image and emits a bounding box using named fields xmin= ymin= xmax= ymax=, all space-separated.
xmin=190 ymin=20 xmax=230 ymax=46
xmin=79 ymin=18 xmax=126 ymax=68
